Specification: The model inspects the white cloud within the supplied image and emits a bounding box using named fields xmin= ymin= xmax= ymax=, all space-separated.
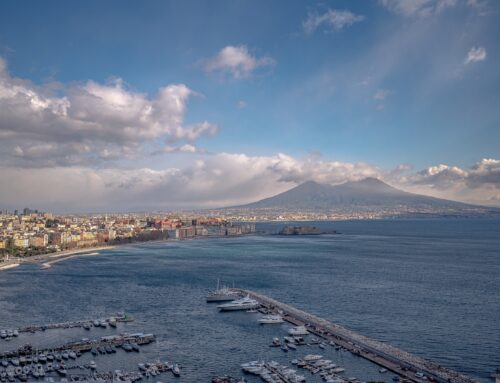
xmin=0 ymin=57 xmax=217 ymax=166
xmin=303 ymin=9 xmax=365 ymax=34
xmin=157 ymin=144 xmax=204 ymax=154
xmin=464 ymin=46 xmax=487 ymax=64
xmin=380 ymin=0 xmax=458 ymax=17
xmin=202 ymin=45 xmax=275 ymax=79
xmin=237 ymin=100 xmax=247 ymax=109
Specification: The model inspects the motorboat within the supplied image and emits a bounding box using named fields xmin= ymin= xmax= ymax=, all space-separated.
xmin=288 ymin=326 xmax=309 ymax=336
xmin=217 ymin=296 xmax=260 ymax=311
xmin=172 ymin=363 xmax=181 ymax=376
xmin=258 ymin=314 xmax=284 ymax=324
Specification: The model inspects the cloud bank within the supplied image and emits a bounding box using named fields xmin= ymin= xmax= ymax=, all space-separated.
xmin=1 ymin=154 xmax=499 ymax=212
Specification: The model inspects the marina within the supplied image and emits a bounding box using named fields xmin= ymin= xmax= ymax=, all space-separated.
xmin=228 ymin=289 xmax=479 ymax=383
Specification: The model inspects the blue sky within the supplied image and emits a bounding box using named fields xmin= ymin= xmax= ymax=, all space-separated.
xmin=0 ymin=0 xmax=499 ymax=210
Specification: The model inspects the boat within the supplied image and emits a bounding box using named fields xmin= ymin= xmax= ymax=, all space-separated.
xmin=217 ymin=296 xmax=260 ymax=311
xmin=287 ymin=343 xmax=297 ymax=350
xmin=258 ymin=314 xmax=284 ymax=324
xmin=206 ymin=280 xmax=240 ymax=302
xmin=108 ymin=318 xmax=117 ymax=327
xmin=281 ymin=344 xmax=289 ymax=352
xmin=89 ymin=361 xmax=96 ymax=370
xmin=288 ymin=326 xmax=309 ymax=336
xmin=270 ymin=337 xmax=281 ymax=347
xmin=303 ymin=354 xmax=323 ymax=362
xmin=172 ymin=364 xmax=181 ymax=377
xmin=131 ymin=343 xmax=140 ymax=352
xmin=83 ymin=323 xmax=91 ymax=330
xmin=12 ymin=330 xmax=18 ymax=337
xmin=122 ymin=343 xmax=133 ymax=352
xmin=379 ymin=368 xmax=388 ymax=373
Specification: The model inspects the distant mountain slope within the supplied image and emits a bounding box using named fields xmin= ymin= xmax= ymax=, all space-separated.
xmin=231 ymin=178 xmax=489 ymax=213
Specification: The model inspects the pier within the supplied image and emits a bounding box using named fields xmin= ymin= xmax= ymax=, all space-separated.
xmin=1 ymin=313 xmax=133 ymax=337
xmin=230 ymin=288 xmax=478 ymax=383
xmin=0 ymin=333 xmax=155 ymax=359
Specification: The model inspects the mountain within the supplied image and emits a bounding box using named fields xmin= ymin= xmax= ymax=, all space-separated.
xmin=230 ymin=178 xmax=496 ymax=216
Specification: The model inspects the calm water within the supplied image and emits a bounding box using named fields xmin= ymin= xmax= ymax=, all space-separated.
xmin=0 ymin=219 xmax=499 ymax=382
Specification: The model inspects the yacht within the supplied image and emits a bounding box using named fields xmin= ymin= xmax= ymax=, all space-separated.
xmin=258 ymin=314 xmax=284 ymax=324
xmin=217 ymin=296 xmax=259 ymax=311
xmin=288 ymin=326 xmax=309 ymax=336
xmin=89 ymin=361 xmax=96 ymax=370
xmin=206 ymin=280 xmax=239 ymax=302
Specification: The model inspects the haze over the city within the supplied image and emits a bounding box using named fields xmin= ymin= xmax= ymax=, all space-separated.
xmin=0 ymin=0 xmax=499 ymax=212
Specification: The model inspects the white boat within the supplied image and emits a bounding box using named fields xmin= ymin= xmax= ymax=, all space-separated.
xmin=303 ymin=354 xmax=323 ymax=361
xmin=258 ymin=314 xmax=284 ymax=324
xmin=89 ymin=361 xmax=96 ymax=370
xmin=172 ymin=363 xmax=181 ymax=376
xmin=288 ymin=325 xmax=309 ymax=336
xmin=217 ymin=296 xmax=260 ymax=311
xmin=206 ymin=279 xmax=239 ymax=302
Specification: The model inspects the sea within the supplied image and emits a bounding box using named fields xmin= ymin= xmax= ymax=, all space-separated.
xmin=0 ymin=218 xmax=499 ymax=382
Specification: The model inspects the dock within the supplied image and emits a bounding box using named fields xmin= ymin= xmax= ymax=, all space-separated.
xmin=1 ymin=313 xmax=134 ymax=336
xmin=0 ymin=333 xmax=155 ymax=359
xmin=230 ymin=288 xmax=478 ymax=383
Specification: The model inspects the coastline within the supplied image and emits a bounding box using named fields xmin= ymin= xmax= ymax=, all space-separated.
xmin=0 ymin=245 xmax=117 ymax=272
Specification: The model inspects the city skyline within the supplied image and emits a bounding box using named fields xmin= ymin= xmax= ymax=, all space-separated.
xmin=0 ymin=0 xmax=499 ymax=212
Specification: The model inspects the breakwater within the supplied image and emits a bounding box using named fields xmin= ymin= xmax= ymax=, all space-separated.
xmin=231 ymin=288 xmax=478 ymax=383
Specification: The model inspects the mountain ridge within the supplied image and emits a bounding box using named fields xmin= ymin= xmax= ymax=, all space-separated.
xmin=227 ymin=178 xmax=496 ymax=216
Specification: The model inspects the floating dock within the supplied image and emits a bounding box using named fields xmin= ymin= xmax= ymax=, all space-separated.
xmin=230 ymin=288 xmax=478 ymax=383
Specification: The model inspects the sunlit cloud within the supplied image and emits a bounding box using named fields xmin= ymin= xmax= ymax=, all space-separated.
xmin=201 ymin=45 xmax=275 ymax=79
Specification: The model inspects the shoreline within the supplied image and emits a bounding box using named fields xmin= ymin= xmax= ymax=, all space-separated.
xmin=0 ymin=245 xmax=117 ymax=272
xmin=0 ymin=235 xmax=241 ymax=272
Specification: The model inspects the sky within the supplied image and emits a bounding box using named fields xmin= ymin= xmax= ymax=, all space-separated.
xmin=0 ymin=0 xmax=499 ymax=212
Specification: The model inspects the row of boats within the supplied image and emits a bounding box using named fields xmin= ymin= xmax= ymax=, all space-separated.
xmin=1 ymin=350 xmax=80 ymax=368
xmin=241 ymin=360 xmax=306 ymax=383
xmin=84 ymin=318 xmax=117 ymax=330
xmin=0 ymin=330 xmax=18 ymax=341
xmin=0 ymin=360 xmax=76 ymax=381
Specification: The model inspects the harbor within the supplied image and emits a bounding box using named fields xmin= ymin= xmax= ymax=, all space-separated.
xmin=0 ymin=314 xmax=182 ymax=382
xmin=226 ymin=289 xmax=479 ymax=383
